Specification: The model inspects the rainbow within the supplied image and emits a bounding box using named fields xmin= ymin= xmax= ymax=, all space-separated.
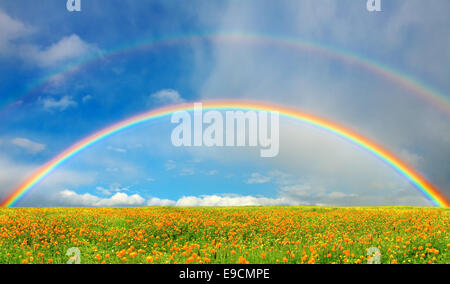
xmin=1 ymin=32 xmax=449 ymax=115
xmin=1 ymin=100 xmax=449 ymax=207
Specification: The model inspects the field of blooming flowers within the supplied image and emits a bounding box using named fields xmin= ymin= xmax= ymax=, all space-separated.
xmin=0 ymin=207 xmax=448 ymax=264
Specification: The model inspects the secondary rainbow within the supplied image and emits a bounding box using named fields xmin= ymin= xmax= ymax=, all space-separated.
xmin=1 ymin=100 xmax=448 ymax=207
xmin=2 ymin=32 xmax=449 ymax=115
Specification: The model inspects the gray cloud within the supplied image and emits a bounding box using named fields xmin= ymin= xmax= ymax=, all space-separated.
xmin=191 ymin=0 xmax=450 ymax=202
xmin=0 ymin=9 xmax=32 ymax=53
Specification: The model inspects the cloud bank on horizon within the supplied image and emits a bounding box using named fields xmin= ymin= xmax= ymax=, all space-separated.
xmin=0 ymin=0 xmax=449 ymax=207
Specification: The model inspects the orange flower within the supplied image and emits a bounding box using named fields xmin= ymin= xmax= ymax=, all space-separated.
xmin=238 ymin=256 xmax=248 ymax=264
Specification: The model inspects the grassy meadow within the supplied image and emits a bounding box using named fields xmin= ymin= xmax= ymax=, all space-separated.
xmin=0 ymin=207 xmax=448 ymax=264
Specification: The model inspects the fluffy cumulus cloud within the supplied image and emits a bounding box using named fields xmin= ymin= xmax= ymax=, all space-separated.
xmin=53 ymin=191 xmax=373 ymax=207
xmin=174 ymin=195 xmax=302 ymax=206
xmin=26 ymin=34 xmax=99 ymax=67
xmin=149 ymin=89 xmax=185 ymax=105
xmin=11 ymin=138 xmax=45 ymax=154
xmin=59 ymin=190 xmax=145 ymax=207
xmin=55 ymin=191 xmax=304 ymax=207
xmin=147 ymin=197 xmax=176 ymax=206
xmin=0 ymin=9 xmax=98 ymax=67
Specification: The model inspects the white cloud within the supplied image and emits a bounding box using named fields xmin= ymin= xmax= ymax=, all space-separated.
xmin=82 ymin=95 xmax=93 ymax=103
xmin=96 ymin=184 xmax=129 ymax=196
xmin=11 ymin=138 xmax=45 ymax=154
xmin=150 ymin=89 xmax=185 ymax=104
xmin=179 ymin=168 xmax=195 ymax=176
xmin=147 ymin=197 xmax=176 ymax=206
xmin=55 ymin=190 xmax=304 ymax=207
xmin=165 ymin=160 xmax=176 ymax=170
xmin=175 ymin=194 xmax=303 ymax=206
xmin=27 ymin=34 xmax=98 ymax=67
xmin=107 ymin=146 xmax=127 ymax=153
xmin=0 ymin=9 xmax=98 ymax=67
xmin=96 ymin=186 xmax=112 ymax=196
xmin=246 ymin=173 xmax=271 ymax=184
xmin=59 ymin=190 xmax=145 ymax=206
xmin=41 ymin=96 xmax=77 ymax=111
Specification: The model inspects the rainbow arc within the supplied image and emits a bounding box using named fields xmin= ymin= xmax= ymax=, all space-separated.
xmin=2 ymin=32 xmax=449 ymax=115
xmin=1 ymin=100 xmax=448 ymax=208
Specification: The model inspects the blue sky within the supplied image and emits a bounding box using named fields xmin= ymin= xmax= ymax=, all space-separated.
xmin=0 ymin=0 xmax=449 ymax=206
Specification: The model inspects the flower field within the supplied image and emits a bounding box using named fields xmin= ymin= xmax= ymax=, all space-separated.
xmin=0 ymin=207 xmax=448 ymax=264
